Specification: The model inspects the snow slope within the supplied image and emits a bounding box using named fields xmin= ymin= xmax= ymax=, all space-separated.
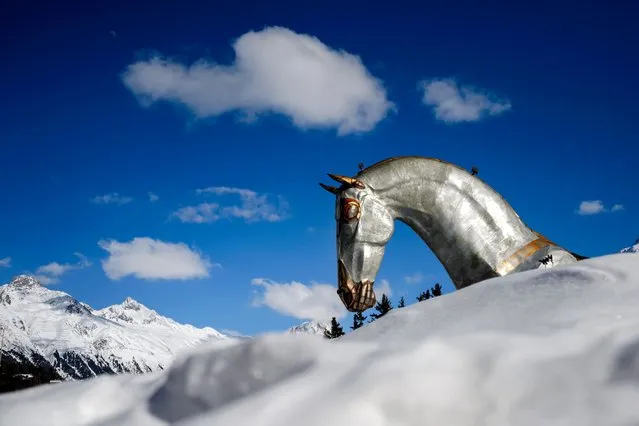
xmin=0 ymin=275 xmax=230 ymax=380
xmin=2 ymin=253 xmax=639 ymax=425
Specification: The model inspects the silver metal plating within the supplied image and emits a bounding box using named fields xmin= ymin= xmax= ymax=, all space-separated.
xmin=321 ymin=156 xmax=587 ymax=313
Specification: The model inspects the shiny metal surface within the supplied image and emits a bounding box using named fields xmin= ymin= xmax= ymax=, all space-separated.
xmin=321 ymin=156 xmax=585 ymax=312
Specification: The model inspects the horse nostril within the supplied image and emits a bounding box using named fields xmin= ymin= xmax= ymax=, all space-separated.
xmin=336 ymin=288 xmax=353 ymax=307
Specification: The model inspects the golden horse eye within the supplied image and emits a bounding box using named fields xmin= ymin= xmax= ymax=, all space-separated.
xmin=342 ymin=199 xmax=360 ymax=221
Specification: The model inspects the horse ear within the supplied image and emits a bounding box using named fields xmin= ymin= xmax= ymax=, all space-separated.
xmin=327 ymin=174 xmax=365 ymax=189
xmin=319 ymin=183 xmax=339 ymax=194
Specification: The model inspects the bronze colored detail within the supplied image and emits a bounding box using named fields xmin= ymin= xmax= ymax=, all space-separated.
xmin=327 ymin=173 xmax=366 ymax=189
xmin=341 ymin=198 xmax=361 ymax=222
xmin=337 ymin=260 xmax=376 ymax=312
xmin=319 ymin=183 xmax=339 ymax=194
xmin=495 ymin=235 xmax=555 ymax=276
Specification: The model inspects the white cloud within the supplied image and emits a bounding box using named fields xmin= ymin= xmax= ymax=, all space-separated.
xmin=404 ymin=272 xmax=423 ymax=284
xmin=171 ymin=203 xmax=220 ymax=224
xmin=91 ymin=193 xmax=133 ymax=205
xmin=121 ymin=26 xmax=394 ymax=135
xmin=419 ymin=78 xmax=511 ymax=123
xmin=33 ymin=253 xmax=91 ymax=285
xmin=576 ymin=200 xmax=624 ymax=215
xmin=172 ymin=187 xmax=288 ymax=223
xmin=376 ymin=279 xmax=392 ymax=298
xmin=0 ymin=257 xmax=11 ymax=268
xmin=577 ymin=200 xmax=605 ymax=215
xmin=98 ymin=237 xmax=214 ymax=281
xmin=196 ymin=187 xmax=255 ymax=197
xmin=251 ymin=278 xmax=346 ymax=322
xmin=148 ymin=192 xmax=159 ymax=202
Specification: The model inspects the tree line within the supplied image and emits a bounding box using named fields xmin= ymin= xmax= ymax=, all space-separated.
xmin=324 ymin=283 xmax=444 ymax=339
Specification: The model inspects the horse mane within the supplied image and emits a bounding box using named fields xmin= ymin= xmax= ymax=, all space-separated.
xmin=354 ymin=156 xmax=497 ymax=189
xmin=354 ymin=155 xmax=590 ymax=260
xmin=356 ymin=156 xmax=467 ymax=177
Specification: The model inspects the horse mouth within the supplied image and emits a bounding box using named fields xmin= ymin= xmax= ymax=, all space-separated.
xmin=337 ymin=260 xmax=376 ymax=312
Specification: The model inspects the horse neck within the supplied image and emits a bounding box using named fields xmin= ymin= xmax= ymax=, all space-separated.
xmin=363 ymin=160 xmax=536 ymax=288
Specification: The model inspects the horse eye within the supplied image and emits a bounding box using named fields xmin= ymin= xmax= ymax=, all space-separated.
xmin=343 ymin=200 xmax=360 ymax=221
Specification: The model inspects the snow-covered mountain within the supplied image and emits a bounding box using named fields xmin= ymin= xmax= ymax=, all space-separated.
xmin=621 ymin=238 xmax=639 ymax=253
xmin=0 ymin=275 xmax=231 ymax=382
xmin=287 ymin=320 xmax=329 ymax=336
xmin=3 ymin=252 xmax=639 ymax=425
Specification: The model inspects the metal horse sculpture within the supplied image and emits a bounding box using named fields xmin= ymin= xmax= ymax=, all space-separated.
xmin=320 ymin=156 xmax=588 ymax=313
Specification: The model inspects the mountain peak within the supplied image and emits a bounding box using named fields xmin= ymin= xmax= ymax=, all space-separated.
xmin=9 ymin=275 xmax=42 ymax=288
xmin=121 ymin=297 xmax=142 ymax=310
xmin=96 ymin=297 xmax=168 ymax=326
xmin=288 ymin=320 xmax=330 ymax=336
xmin=620 ymin=237 xmax=639 ymax=254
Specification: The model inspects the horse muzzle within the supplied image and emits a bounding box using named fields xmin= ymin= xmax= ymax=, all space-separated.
xmin=337 ymin=260 xmax=376 ymax=312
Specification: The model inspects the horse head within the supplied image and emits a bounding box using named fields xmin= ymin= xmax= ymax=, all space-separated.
xmin=320 ymin=173 xmax=394 ymax=312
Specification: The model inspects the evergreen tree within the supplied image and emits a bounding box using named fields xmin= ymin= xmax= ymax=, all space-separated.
xmin=397 ymin=296 xmax=406 ymax=308
xmin=416 ymin=289 xmax=431 ymax=302
xmin=369 ymin=294 xmax=393 ymax=321
xmin=324 ymin=317 xmax=345 ymax=339
xmin=350 ymin=311 xmax=367 ymax=330
xmin=431 ymin=283 xmax=443 ymax=297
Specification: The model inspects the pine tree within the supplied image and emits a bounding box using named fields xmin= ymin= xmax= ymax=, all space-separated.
xmin=350 ymin=311 xmax=367 ymax=330
xmin=431 ymin=283 xmax=443 ymax=297
xmin=369 ymin=294 xmax=393 ymax=321
xmin=324 ymin=317 xmax=345 ymax=339
xmin=416 ymin=289 xmax=431 ymax=302
xmin=397 ymin=296 xmax=405 ymax=308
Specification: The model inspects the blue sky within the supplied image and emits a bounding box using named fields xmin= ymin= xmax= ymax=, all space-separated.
xmin=1 ymin=0 xmax=637 ymax=336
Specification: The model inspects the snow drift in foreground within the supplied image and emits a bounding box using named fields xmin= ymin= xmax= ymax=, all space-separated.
xmin=2 ymin=252 xmax=639 ymax=426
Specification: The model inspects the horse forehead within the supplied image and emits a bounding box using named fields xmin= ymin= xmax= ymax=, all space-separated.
xmin=342 ymin=186 xmax=379 ymax=202
xmin=340 ymin=187 xmax=362 ymax=199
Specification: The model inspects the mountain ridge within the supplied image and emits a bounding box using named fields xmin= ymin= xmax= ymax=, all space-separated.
xmin=620 ymin=238 xmax=639 ymax=254
xmin=0 ymin=275 xmax=231 ymax=390
xmin=288 ymin=320 xmax=330 ymax=336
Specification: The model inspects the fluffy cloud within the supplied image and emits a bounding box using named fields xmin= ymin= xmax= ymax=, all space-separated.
xmin=98 ymin=237 xmax=214 ymax=281
xmin=404 ymin=272 xmax=423 ymax=284
xmin=172 ymin=187 xmax=288 ymax=224
xmin=576 ymin=200 xmax=624 ymax=216
xmin=91 ymin=193 xmax=133 ymax=205
xmin=251 ymin=278 xmax=347 ymax=321
xmin=419 ymin=78 xmax=511 ymax=123
xmin=121 ymin=26 xmax=393 ymax=135
xmin=578 ymin=200 xmax=605 ymax=215
xmin=0 ymin=257 xmax=11 ymax=268
xmin=171 ymin=202 xmax=220 ymax=224
xmin=148 ymin=192 xmax=159 ymax=202
xmin=376 ymin=279 xmax=392 ymax=297
xmin=34 ymin=253 xmax=91 ymax=285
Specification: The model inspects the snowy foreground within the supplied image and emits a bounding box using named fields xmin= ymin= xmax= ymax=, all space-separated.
xmin=1 ymin=253 xmax=639 ymax=426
